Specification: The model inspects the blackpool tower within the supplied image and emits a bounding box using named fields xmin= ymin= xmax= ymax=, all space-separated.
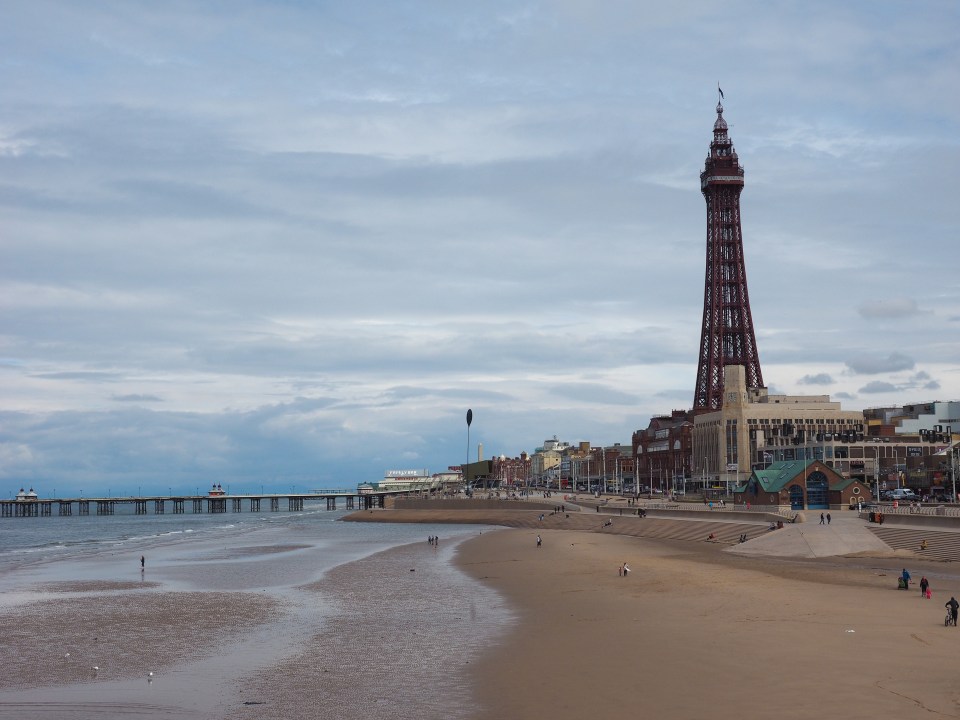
xmin=693 ymin=98 xmax=764 ymax=410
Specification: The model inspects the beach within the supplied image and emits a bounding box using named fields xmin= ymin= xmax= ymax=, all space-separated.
xmin=4 ymin=506 xmax=960 ymax=719
xmin=454 ymin=523 xmax=960 ymax=720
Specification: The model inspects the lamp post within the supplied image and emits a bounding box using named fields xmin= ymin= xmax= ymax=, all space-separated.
xmin=950 ymin=427 xmax=957 ymax=503
xmin=702 ymin=456 xmax=707 ymax=498
xmin=874 ymin=445 xmax=880 ymax=503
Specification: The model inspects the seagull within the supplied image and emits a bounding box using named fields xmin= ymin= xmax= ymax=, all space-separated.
xmin=92 ymin=666 xmax=99 ymax=672
xmin=148 ymin=672 xmax=154 ymax=677
xmin=64 ymin=653 xmax=70 ymax=658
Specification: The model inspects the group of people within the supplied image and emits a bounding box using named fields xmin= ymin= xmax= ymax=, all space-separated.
xmin=819 ymin=512 xmax=832 ymax=525
xmin=427 ymin=535 xmax=440 ymax=546
xmin=899 ymin=569 xmax=960 ymax=626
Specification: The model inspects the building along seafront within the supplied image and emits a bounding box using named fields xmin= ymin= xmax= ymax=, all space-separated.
xmin=692 ymin=365 xmax=865 ymax=497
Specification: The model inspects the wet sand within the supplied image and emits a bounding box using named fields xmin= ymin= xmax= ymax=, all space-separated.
xmin=455 ymin=526 xmax=960 ymax=720
xmin=0 ymin=587 xmax=279 ymax=691
xmin=0 ymin=525 xmax=505 ymax=720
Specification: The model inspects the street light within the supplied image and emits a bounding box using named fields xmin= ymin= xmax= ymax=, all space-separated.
xmin=950 ymin=427 xmax=957 ymax=503
xmin=874 ymin=445 xmax=880 ymax=503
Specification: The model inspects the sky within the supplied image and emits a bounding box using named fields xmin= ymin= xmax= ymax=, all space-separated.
xmin=2 ymin=1 xmax=958 ymax=496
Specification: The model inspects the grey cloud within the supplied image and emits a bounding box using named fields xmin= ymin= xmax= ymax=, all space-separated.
xmin=32 ymin=371 xmax=122 ymax=382
xmin=112 ymin=394 xmax=163 ymax=402
xmin=846 ymin=353 xmax=915 ymax=375
xmin=857 ymin=298 xmax=921 ymax=320
xmin=548 ymin=382 xmax=640 ymax=406
xmin=859 ymin=381 xmax=899 ymax=394
xmin=798 ymin=373 xmax=834 ymax=385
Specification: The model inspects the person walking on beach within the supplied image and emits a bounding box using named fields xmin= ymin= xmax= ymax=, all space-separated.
xmin=623 ymin=563 xmax=630 ymax=576
xmin=820 ymin=513 xmax=825 ymax=525
xmin=140 ymin=555 xmax=145 ymax=571
xmin=826 ymin=512 xmax=831 ymax=525
xmin=901 ymin=568 xmax=911 ymax=590
xmin=920 ymin=576 xmax=930 ymax=598
xmin=947 ymin=597 xmax=959 ymax=626
xmin=536 ymin=535 xmax=542 ymax=548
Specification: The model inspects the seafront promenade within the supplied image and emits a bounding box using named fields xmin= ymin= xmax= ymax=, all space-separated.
xmin=350 ymin=491 xmax=960 ymax=562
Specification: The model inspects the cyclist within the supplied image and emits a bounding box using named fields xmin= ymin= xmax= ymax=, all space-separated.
xmin=946 ymin=597 xmax=959 ymax=626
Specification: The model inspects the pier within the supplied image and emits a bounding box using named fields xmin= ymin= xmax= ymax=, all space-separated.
xmin=0 ymin=491 xmax=388 ymax=518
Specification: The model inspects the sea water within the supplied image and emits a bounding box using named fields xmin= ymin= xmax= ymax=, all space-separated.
xmin=0 ymin=500 xmax=512 ymax=719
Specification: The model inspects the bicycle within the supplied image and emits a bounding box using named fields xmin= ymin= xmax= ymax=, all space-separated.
xmin=945 ymin=609 xmax=957 ymax=627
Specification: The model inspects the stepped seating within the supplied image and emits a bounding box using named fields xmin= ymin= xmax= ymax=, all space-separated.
xmin=869 ymin=526 xmax=960 ymax=562
xmin=506 ymin=512 xmax=765 ymax=546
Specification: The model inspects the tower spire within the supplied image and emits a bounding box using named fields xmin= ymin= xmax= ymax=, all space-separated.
xmin=693 ymin=99 xmax=764 ymax=410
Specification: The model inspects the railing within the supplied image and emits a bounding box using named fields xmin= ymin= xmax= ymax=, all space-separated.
xmin=640 ymin=502 xmax=792 ymax=516
xmin=864 ymin=504 xmax=960 ymax=518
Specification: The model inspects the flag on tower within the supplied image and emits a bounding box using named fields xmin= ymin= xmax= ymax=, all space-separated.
xmin=718 ymin=85 xmax=724 ymax=99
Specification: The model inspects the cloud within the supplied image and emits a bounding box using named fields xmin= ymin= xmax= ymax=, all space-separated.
xmin=548 ymin=382 xmax=640 ymax=406
xmin=859 ymin=381 xmax=899 ymax=394
xmin=846 ymin=353 xmax=915 ymax=375
xmin=0 ymin=0 xmax=958 ymax=493
xmin=798 ymin=373 xmax=834 ymax=385
xmin=857 ymin=298 xmax=921 ymax=320
xmin=32 ymin=371 xmax=123 ymax=382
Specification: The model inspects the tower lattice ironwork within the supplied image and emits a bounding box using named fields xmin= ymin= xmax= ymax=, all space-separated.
xmin=693 ymin=100 xmax=764 ymax=410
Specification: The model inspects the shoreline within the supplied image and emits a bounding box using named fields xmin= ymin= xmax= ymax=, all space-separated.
xmin=7 ymin=507 xmax=960 ymax=719
xmin=0 ymin=521 xmax=504 ymax=720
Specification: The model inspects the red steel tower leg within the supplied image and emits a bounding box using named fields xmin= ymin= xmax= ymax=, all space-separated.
xmin=693 ymin=100 xmax=764 ymax=410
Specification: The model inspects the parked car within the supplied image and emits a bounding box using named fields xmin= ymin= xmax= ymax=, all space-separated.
xmin=881 ymin=488 xmax=918 ymax=502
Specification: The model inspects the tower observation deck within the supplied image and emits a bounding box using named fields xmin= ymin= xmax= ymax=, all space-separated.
xmin=693 ymin=100 xmax=764 ymax=410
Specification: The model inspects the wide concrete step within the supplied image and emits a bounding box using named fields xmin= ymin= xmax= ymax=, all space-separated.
xmin=485 ymin=512 xmax=765 ymax=546
xmin=869 ymin=526 xmax=960 ymax=562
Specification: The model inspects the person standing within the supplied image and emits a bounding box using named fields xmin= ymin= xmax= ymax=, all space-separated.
xmin=827 ymin=512 xmax=832 ymax=525
xmin=901 ymin=568 xmax=911 ymax=590
xmin=140 ymin=555 xmax=145 ymax=571
xmin=820 ymin=513 xmax=825 ymax=525
xmin=536 ymin=535 xmax=542 ymax=548
xmin=920 ymin=576 xmax=930 ymax=598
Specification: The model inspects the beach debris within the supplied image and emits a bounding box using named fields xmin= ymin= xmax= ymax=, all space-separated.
xmin=845 ymin=629 xmax=856 ymax=633
xmin=148 ymin=672 xmax=154 ymax=677
xmin=92 ymin=666 xmax=99 ymax=672
xmin=63 ymin=653 xmax=70 ymax=658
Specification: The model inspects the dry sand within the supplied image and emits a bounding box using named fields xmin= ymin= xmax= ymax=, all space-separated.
xmin=455 ymin=526 xmax=960 ymax=720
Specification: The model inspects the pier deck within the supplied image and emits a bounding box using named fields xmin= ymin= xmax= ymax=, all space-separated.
xmin=0 ymin=491 xmax=388 ymax=518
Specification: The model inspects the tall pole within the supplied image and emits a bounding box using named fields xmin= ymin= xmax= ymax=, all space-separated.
xmin=875 ymin=445 xmax=880 ymax=502
xmin=949 ymin=427 xmax=956 ymax=503
xmin=466 ymin=409 xmax=473 ymax=492
xmin=602 ymin=447 xmax=606 ymax=495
